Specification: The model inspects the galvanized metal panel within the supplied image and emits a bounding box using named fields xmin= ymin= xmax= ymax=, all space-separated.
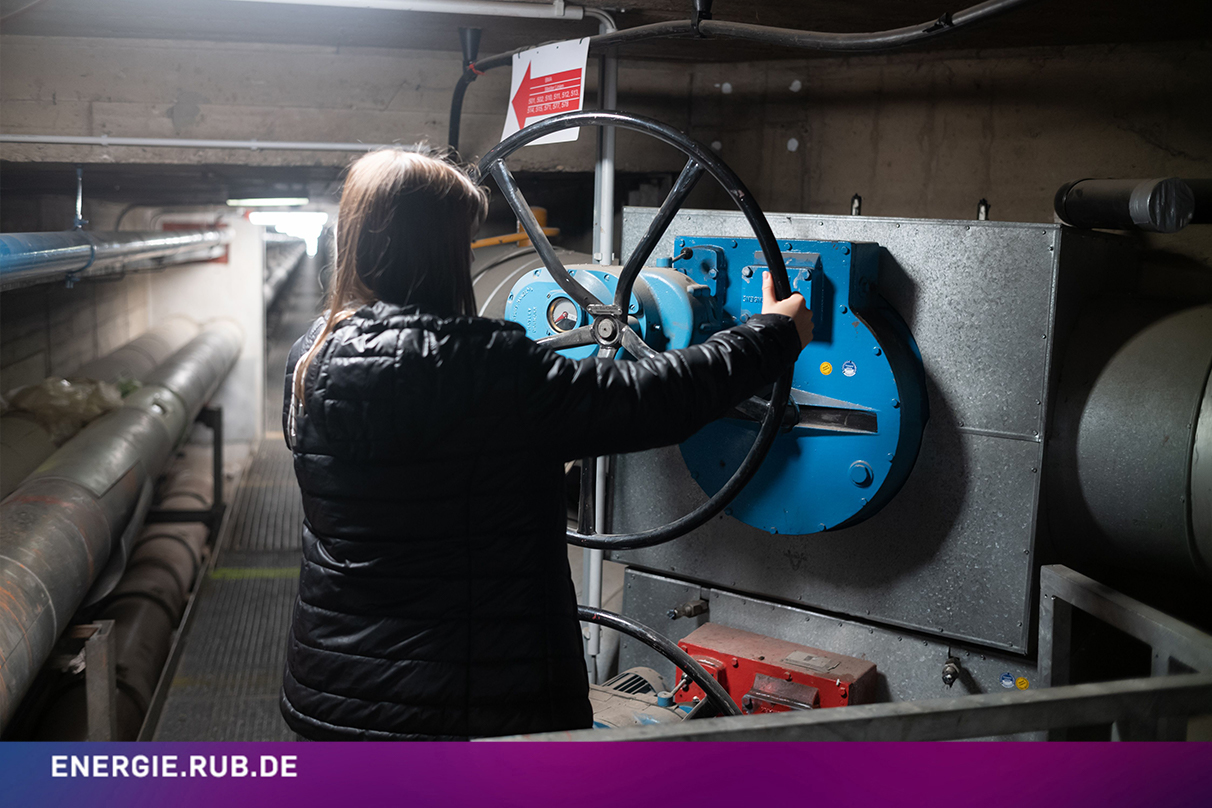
xmin=613 ymin=210 xmax=1066 ymax=651
xmin=622 ymin=209 xmax=1059 ymax=438
xmin=618 ymin=568 xmax=1037 ymax=707
xmin=612 ymin=427 xmax=1041 ymax=650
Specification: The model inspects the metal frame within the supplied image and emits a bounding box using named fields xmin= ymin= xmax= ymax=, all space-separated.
xmin=76 ymin=621 xmax=117 ymax=742
xmin=494 ymin=565 xmax=1212 ymax=741
xmin=1039 ymin=564 xmax=1212 ymax=740
xmin=145 ymin=406 xmax=226 ymax=532
xmin=488 ymin=673 xmax=1212 ymax=741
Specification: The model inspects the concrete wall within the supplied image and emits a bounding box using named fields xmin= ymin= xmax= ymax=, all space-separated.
xmin=146 ymin=214 xmax=265 ymax=443
xmin=684 ymin=42 xmax=1211 ymax=262
xmin=0 ymin=274 xmax=151 ymax=396
xmin=0 ymin=34 xmax=691 ymax=173
xmin=2 ymin=35 xmax=1208 ymax=257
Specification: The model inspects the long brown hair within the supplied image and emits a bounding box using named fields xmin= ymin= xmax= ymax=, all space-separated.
xmin=293 ymin=147 xmax=489 ymax=404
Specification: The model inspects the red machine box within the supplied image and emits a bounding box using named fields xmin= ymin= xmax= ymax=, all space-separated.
xmin=675 ymin=623 xmax=878 ymax=713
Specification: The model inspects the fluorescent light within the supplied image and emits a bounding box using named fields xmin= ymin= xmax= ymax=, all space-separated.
xmin=249 ymin=211 xmax=330 ymax=256
xmin=226 ymin=197 xmax=309 ymax=207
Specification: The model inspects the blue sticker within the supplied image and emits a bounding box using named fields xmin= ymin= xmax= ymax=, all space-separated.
xmin=999 ymin=672 xmax=1015 ymax=689
xmin=842 ymin=360 xmax=857 ymax=377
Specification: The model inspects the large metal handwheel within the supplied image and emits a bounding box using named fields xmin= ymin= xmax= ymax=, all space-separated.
xmin=475 ymin=110 xmax=794 ymax=550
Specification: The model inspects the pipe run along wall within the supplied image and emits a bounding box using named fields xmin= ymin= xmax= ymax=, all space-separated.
xmin=0 ymin=316 xmax=202 ymax=500
xmin=0 ymin=320 xmax=242 ymax=731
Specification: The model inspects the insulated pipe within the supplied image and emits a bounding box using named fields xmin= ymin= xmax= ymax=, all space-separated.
xmin=0 ymin=321 xmax=241 ymax=731
xmin=0 ymin=230 xmax=231 ymax=290
xmin=1054 ymin=178 xmax=1197 ymax=233
xmin=0 ymin=316 xmax=201 ymax=500
xmin=32 ymin=456 xmax=211 ymax=741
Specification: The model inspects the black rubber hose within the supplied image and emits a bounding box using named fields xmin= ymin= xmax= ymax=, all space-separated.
xmin=577 ymin=605 xmax=741 ymax=717
xmin=448 ymin=70 xmax=477 ymax=151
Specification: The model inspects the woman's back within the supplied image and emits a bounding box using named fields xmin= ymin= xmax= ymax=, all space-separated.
xmin=282 ymin=304 xmax=591 ymax=740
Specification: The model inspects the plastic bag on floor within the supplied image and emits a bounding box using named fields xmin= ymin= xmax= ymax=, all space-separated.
xmin=7 ymin=376 xmax=123 ymax=445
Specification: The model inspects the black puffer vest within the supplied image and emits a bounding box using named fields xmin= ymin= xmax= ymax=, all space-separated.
xmin=279 ymin=302 xmax=800 ymax=740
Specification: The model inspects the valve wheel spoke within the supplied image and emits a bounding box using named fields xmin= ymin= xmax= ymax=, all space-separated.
xmin=536 ymin=325 xmax=596 ymax=350
xmin=615 ymin=158 xmax=705 ymax=311
xmin=489 ymin=160 xmax=598 ymax=311
xmin=618 ymin=324 xmax=657 ymax=360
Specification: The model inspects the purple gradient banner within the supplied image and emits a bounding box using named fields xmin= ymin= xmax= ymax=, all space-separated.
xmin=3 ymin=742 xmax=1210 ymax=807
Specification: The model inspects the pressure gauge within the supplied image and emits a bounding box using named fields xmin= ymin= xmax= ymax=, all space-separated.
xmin=547 ymin=297 xmax=579 ymax=332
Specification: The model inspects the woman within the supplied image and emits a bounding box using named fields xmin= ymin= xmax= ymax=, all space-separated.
xmin=280 ymin=147 xmax=812 ymax=740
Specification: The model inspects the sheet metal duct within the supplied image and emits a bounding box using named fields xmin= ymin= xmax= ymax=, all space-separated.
xmin=1049 ymin=304 xmax=1212 ymax=580
xmin=0 ymin=230 xmax=230 ymax=291
xmin=0 ymin=320 xmax=242 ymax=730
xmin=0 ymin=316 xmax=201 ymax=500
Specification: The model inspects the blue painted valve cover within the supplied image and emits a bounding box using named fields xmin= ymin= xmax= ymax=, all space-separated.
xmin=502 ymin=237 xmax=928 ymax=536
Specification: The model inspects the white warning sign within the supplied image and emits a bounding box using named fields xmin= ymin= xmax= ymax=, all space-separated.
xmin=500 ymin=38 xmax=590 ymax=146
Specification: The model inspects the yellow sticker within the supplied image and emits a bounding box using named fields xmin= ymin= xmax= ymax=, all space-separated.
xmin=820 ymin=362 xmax=833 ymax=376
xmin=1015 ymin=677 xmax=1030 ymax=690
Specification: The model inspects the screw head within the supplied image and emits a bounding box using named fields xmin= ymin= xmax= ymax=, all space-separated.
xmin=741 ymin=266 xmax=753 ymax=278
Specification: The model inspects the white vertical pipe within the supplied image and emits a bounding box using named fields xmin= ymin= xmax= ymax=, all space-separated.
xmin=585 ymin=15 xmax=618 ymax=686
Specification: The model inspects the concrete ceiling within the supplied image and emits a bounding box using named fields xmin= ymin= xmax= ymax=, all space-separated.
xmin=1 ymin=0 xmax=1209 ymax=62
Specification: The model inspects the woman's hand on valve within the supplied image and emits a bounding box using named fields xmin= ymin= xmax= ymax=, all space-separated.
xmin=761 ymin=271 xmax=814 ymax=349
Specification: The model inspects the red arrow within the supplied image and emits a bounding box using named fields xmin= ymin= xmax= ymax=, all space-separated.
xmin=511 ymin=63 xmax=583 ymax=128
xmin=511 ymin=62 xmax=534 ymax=128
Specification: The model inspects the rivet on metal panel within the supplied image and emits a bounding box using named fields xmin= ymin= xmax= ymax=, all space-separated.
xmin=839 ymin=305 xmax=848 ymax=314
xmin=873 ymin=347 xmax=882 ymax=356
xmin=892 ymin=399 xmax=900 ymax=409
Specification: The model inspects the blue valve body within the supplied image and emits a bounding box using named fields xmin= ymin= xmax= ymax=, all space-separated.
xmin=503 ymin=236 xmax=927 ymax=536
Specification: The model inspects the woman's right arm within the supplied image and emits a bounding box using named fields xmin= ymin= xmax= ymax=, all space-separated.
xmin=514 ymin=274 xmax=810 ymax=461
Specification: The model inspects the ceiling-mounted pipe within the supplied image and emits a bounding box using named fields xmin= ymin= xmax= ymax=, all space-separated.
xmin=225 ymin=0 xmax=589 ymax=19
xmin=0 ymin=229 xmax=231 ymax=291
xmin=0 ymin=321 xmax=242 ymax=732
xmin=0 ymin=134 xmax=395 ymax=151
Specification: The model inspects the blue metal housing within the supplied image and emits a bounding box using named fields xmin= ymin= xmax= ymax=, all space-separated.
xmin=673 ymin=236 xmax=927 ymax=535
xmin=503 ymin=236 xmax=927 ymax=536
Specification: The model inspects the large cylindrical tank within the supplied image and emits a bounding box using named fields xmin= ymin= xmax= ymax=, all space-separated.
xmin=1048 ymin=304 xmax=1212 ymax=580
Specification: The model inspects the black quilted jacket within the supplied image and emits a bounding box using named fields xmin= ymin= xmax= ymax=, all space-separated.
xmin=279 ymin=301 xmax=801 ymax=740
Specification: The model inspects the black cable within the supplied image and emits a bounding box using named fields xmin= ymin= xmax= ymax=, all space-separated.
xmin=578 ymin=605 xmax=741 ymax=717
xmin=447 ymin=0 xmax=1038 ymax=150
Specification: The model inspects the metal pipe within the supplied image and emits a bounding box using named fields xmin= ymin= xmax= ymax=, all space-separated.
xmin=0 ymin=321 xmax=242 ymax=731
xmin=225 ymin=0 xmax=586 ymax=19
xmin=0 ymin=134 xmax=397 ymax=152
xmin=0 ymin=229 xmax=231 ymax=290
xmin=0 ymin=316 xmax=201 ymax=500
xmin=1054 ymin=178 xmax=1197 ymax=233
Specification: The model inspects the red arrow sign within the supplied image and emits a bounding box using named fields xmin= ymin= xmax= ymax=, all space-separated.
xmin=511 ymin=62 xmax=584 ymax=128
